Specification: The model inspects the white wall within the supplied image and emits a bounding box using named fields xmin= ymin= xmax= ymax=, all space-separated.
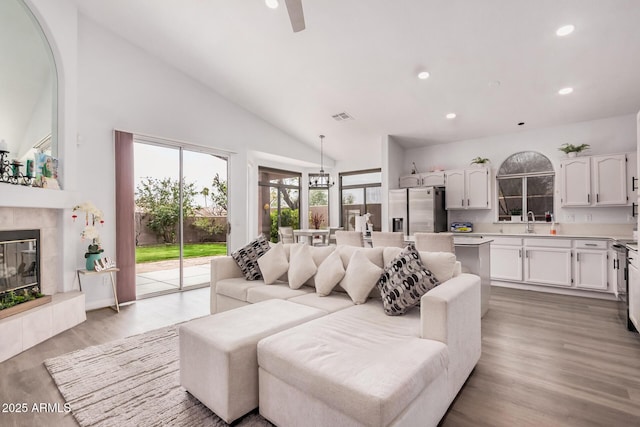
xmin=402 ymin=114 xmax=637 ymax=225
xmin=76 ymin=15 xmax=327 ymax=252
xmin=24 ymin=0 xmax=78 ymax=294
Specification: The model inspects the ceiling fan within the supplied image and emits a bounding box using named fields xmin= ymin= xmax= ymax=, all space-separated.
xmin=284 ymin=0 xmax=305 ymax=32
xmin=267 ymin=0 xmax=305 ymax=32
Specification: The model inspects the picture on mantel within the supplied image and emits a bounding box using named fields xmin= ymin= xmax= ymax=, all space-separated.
xmin=33 ymin=153 xmax=60 ymax=190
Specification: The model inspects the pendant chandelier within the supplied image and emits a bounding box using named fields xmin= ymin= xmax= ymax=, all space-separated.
xmin=309 ymin=135 xmax=334 ymax=188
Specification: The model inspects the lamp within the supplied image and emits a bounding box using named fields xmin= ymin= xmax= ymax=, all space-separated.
xmin=309 ymin=135 xmax=334 ymax=188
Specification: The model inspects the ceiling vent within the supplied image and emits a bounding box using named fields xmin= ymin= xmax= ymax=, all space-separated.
xmin=331 ymin=112 xmax=354 ymax=121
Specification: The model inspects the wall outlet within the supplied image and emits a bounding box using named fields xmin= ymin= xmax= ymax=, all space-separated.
xmin=585 ymin=214 xmax=592 ymax=222
xmin=564 ymin=214 xmax=575 ymax=222
xmin=103 ymin=276 xmax=109 ymax=285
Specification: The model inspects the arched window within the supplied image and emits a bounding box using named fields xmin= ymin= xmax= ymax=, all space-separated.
xmin=497 ymin=152 xmax=554 ymax=222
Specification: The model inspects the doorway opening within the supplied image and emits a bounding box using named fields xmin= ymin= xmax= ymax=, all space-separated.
xmin=133 ymin=138 xmax=228 ymax=298
xmin=258 ymin=167 xmax=301 ymax=242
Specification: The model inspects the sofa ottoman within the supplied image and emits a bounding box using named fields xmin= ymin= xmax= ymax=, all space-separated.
xmin=257 ymin=303 xmax=451 ymax=427
xmin=179 ymin=299 xmax=327 ymax=423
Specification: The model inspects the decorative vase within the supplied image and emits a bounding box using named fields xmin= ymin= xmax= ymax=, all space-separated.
xmin=511 ymin=215 xmax=521 ymax=222
xmin=85 ymin=253 xmax=101 ymax=271
xmin=567 ymin=151 xmax=577 ymax=158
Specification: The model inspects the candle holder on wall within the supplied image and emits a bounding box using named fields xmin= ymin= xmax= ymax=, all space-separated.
xmin=0 ymin=150 xmax=33 ymax=186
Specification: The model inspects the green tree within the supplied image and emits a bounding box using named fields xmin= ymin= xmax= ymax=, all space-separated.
xmin=309 ymin=189 xmax=328 ymax=206
xmin=210 ymin=173 xmax=228 ymax=215
xmin=135 ymin=177 xmax=198 ymax=243
xmin=270 ymin=208 xmax=299 ymax=242
xmin=201 ymin=187 xmax=210 ymax=208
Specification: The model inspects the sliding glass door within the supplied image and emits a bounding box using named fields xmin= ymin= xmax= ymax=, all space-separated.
xmin=134 ymin=139 xmax=228 ymax=298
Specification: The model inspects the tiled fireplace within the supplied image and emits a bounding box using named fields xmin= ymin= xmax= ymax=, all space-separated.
xmin=0 ymin=207 xmax=60 ymax=295
xmin=0 ymin=206 xmax=85 ymax=362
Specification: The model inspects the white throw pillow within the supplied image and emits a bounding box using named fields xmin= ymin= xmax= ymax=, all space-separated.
xmin=337 ymin=245 xmax=384 ymax=268
xmin=308 ymin=245 xmax=335 ymax=266
xmin=304 ymin=245 xmax=336 ymax=286
xmin=315 ymin=250 xmax=346 ymax=296
xmin=257 ymin=242 xmax=289 ymax=285
xmin=288 ymin=244 xmax=317 ymax=289
xmin=340 ymin=250 xmax=383 ymax=304
xmin=418 ymin=251 xmax=457 ymax=282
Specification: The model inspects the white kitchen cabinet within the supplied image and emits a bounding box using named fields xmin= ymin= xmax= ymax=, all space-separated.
xmin=399 ymin=175 xmax=420 ymax=188
xmin=491 ymin=245 xmax=523 ymax=281
xmin=559 ymin=157 xmax=590 ymax=206
xmin=574 ymin=239 xmax=609 ymax=291
xmin=445 ymin=168 xmax=491 ymax=210
xmin=489 ymin=236 xmax=613 ymax=294
xmin=592 ymin=154 xmax=628 ymax=206
xmin=574 ymin=250 xmax=608 ymax=290
xmin=524 ymin=246 xmax=573 ymax=287
xmin=419 ymin=171 xmax=445 ymax=187
xmin=444 ymin=170 xmax=465 ymax=209
xmin=560 ymin=154 xmax=630 ymax=207
xmin=628 ymin=250 xmax=640 ymax=331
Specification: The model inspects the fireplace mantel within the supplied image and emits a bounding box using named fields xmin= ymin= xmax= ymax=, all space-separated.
xmin=1 ymin=185 xmax=79 ymax=209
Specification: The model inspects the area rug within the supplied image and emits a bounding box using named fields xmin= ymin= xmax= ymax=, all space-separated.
xmin=44 ymin=325 xmax=273 ymax=427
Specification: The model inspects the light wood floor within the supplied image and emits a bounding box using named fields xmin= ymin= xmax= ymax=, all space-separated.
xmin=1 ymin=286 xmax=639 ymax=427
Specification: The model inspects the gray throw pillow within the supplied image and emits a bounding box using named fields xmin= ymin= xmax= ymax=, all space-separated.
xmin=231 ymin=234 xmax=271 ymax=280
xmin=377 ymin=244 xmax=440 ymax=315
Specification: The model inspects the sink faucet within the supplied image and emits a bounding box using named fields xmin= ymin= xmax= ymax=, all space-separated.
xmin=526 ymin=211 xmax=535 ymax=233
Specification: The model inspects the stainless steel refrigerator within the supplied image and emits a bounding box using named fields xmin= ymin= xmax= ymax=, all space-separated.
xmin=389 ymin=187 xmax=447 ymax=235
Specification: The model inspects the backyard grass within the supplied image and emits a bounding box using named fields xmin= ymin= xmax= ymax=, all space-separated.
xmin=136 ymin=242 xmax=227 ymax=263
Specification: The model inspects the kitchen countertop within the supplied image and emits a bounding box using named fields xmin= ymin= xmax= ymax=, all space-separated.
xmin=452 ymin=232 xmax=635 ymax=241
xmin=452 ymin=237 xmax=493 ymax=246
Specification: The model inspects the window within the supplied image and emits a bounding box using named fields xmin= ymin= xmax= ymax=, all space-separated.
xmin=309 ymin=185 xmax=329 ymax=229
xmin=258 ymin=167 xmax=301 ymax=242
xmin=339 ymin=169 xmax=382 ymax=231
xmin=497 ymin=152 xmax=554 ymax=222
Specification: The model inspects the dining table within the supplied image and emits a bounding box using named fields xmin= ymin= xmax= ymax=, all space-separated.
xmin=293 ymin=229 xmax=330 ymax=245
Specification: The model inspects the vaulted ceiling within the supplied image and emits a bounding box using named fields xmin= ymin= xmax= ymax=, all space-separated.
xmin=73 ymin=0 xmax=640 ymax=161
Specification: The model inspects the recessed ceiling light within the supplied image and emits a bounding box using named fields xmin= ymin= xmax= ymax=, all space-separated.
xmin=446 ymin=113 xmax=456 ymax=119
xmin=556 ymin=25 xmax=575 ymax=37
xmin=265 ymin=0 xmax=279 ymax=9
xmin=558 ymin=87 xmax=574 ymax=95
xmin=417 ymin=71 xmax=430 ymax=80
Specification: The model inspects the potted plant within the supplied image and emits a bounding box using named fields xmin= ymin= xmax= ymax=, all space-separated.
xmin=310 ymin=212 xmax=325 ymax=230
xmin=470 ymin=157 xmax=490 ymax=167
xmin=510 ymin=208 xmax=522 ymax=222
xmin=72 ymin=201 xmax=105 ymax=270
xmin=558 ymin=143 xmax=590 ymax=158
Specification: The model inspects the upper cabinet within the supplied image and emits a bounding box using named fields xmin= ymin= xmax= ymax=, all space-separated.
xmin=399 ymin=171 xmax=445 ymax=188
xmin=420 ymin=171 xmax=445 ymax=187
xmin=592 ymin=155 xmax=627 ymax=205
xmin=399 ymin=174 xmax=420 ymax=188
xmin=560 ymin=154 xmax=632 ymax=207
xmin=445 ymin=168 xmax=491 ymax=210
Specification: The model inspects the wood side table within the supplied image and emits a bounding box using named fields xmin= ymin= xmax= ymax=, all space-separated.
xmin=77 ymin=268 xmax=120 ymax=312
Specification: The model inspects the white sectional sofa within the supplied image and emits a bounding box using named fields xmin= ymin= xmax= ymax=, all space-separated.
xmin=207 ymin=243 xmax=481 ymax=426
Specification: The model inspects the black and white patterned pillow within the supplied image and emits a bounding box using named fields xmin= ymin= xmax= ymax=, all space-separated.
xmin=377 ymin=244 xmax=440 ymax=315
xmin=231 ymin=234 xmax=271 ymax=280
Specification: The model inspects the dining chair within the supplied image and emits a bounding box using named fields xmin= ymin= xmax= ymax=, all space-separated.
xmin=335 ymin=230 xmax=364 ymax=247
xmin=278 ymin=226 xmax=295 ymax=244
xmin=413 ymin=232 xmax=455 ymax=253
xmin=327 ymin=227 xmax=343 ymax=245
xmin=371 ymin=231 xmax=405 ymax=248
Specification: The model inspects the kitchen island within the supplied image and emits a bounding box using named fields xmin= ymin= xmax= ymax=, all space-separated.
xmin=453 ymin=237 xmax=492 ymax=317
